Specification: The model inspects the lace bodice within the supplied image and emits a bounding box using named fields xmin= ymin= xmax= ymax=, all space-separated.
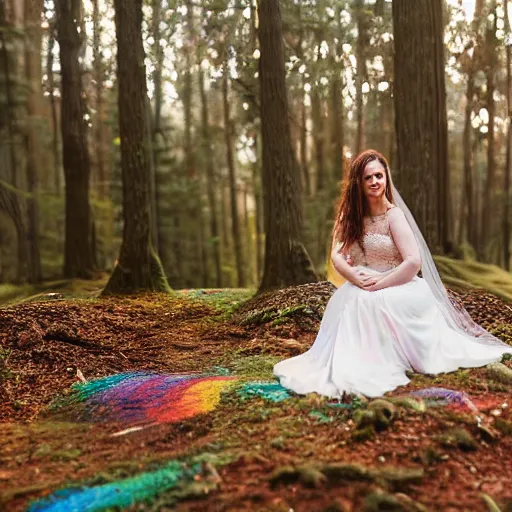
xmin=347 ymin=211 xmax=403 ymax=272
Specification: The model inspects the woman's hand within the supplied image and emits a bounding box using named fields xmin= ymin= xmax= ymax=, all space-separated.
xmin=361 ymin=274 xmax=385 ymax=291
xmin=349 ymin=268 xmax=379 ymax=289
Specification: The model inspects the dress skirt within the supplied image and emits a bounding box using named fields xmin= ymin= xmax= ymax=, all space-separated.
xmin=273 ymin=267 xmax=512 ymax=398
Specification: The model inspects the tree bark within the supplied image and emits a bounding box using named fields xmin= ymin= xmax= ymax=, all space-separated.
xmin=504 ymin=0 xmax=511 ymax=270
xmin=312 ymin=31 xmax=326 ymax=193
xmin=223 ymin=58 xmax=245 ymax=287
xmin=330 ymin=70 xmax=344 ymax=184
xmin=299 ymin=84 xmax=311 ymax=196
xmin=46 ymin=18 xmax=61 ymax=194
xmin=253 ymin=134 xmax=263 ymax=282
xmin=23 ymin=0 xmax=43 ymax=283
xmin=392 ymin=0 xmax=451 ymax=253
xmin=103 ymin=0 xmax=170 ymax=294
xmin=480 ymin=1 xmax=498 ymax=260
xmin=92 ymin=0 xmax=107 ymax=199
xmin=56 ymin=0 xmax=95 ymax=278
xmin=460 ymin=0 xmax=484 ymax=250
xmin=199 ymin=68 xmax=222 ymax=287
xmin=354 ymin=0 xmax=368 ymax=156
xmin=0 ymin=0 xmax=28 ymax=282
xmin=257 ymin=0 xmax=317 ymax=292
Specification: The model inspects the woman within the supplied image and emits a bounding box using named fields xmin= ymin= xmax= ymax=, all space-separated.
xmin=273 ymin=150 xmax=512 ymax=398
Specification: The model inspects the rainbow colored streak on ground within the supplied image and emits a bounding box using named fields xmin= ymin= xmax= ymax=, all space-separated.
xmin=55 ymin=372 xmax=238 ymax=426
xmin=28 ymin=460 xmax=200 ymax=512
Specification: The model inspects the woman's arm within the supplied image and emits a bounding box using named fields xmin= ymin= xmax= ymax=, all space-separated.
xmin=363 ymin=207 xmax=421 ymax=291
xmin=331 ymin=243 xmax=366 ymax=287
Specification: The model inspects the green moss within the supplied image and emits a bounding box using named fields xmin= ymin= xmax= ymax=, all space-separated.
xmin=489 ymin=325 xmax=512 ymax=346
xmin=438 ymin=427 xmax=478 ymax=451
xmin=228 ymin=355 xmax=281 ymax=379
xmin=241 ymin=304 xmax=314 ymax=326
xmin=434 ymin=255 xmax=512 ymax=301
xmin=183 ymin=288 xmax=254 ymax=315
xmin=50 ymin=448 xmax=82 ymax=462
xmin=495 ymin=418 xmax=512 ymax=436
xmin=362 ymin=491 xmax=406 ymax=512
xmin=352 ymin=425 xmax=376 ymax=443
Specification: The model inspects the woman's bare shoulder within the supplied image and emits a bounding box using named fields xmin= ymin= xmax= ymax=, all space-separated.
xmin=386 ymin=205 xmax=405 ymax=220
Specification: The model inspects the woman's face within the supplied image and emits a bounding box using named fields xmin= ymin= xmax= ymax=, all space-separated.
xmin=362 ymin=159 xmax=387 ymax=201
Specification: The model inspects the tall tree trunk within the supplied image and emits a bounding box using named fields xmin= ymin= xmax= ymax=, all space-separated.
xmin=354 ymin=0 xmax=367 ymax=156
xmin=46 ymin=18 xmax=61 ymax=194
xmin=103 ymin=0 xmax=169 ymax=294
xmin=199 ymin=68 xmax=222 ymax=287
xmin=24 ymin=0 xmax=43 ymax=283
xmin=242 ymin=185 xmax=253 ymax=285
xmin=181 ymin=0 xmax=203 ymax=286
xmin=375 ymin=0 xmax=385 ymax=17
xmin=459 ymin=71 xmax=475 ymax=247
xmin=392 ymin=0 xmax=451 ymax=253
xmin=56 ymin=0 xmax=95 ymax=278
xmin=144 ymin=0 xmax=161 ymax=255
xmin=223 ymin=59 xmax=245 ymax=287
xmin=220 ymin=180 xmax=232 ymax=286
xmin=152 ymin=0 xmax=163 ymax=143
xmin=312 ymin=31 xmax=325 ymax=193
xmin=504 ymin=0 xmax=511 ymax=270
xmin=151 ymin=0 xmax=164 ymax=257
xmin=480 ymin=1 xmax=498 ymax=260
xmin=92 ymin=0 xmax=106 ymax=199
xmin=330 ymin=70 xmax=344 ymax=184
xmin=296 ymin=4 xmax=310 ymax=197
xmin=460 ymin=0 xmax=484 ymax=250
xmin=257 ymin=0 xmax=317 ymax=292
xmin=300 ymin=85 xmax=311 ymax=196
xmin=0 ymin=1 xmax=28 ymax=283
xmin=253 ymin=135 xmax=263 ymax=281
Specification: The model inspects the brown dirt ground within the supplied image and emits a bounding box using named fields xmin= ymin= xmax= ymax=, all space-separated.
xmin=1 ymin=284 xmax=512 ymax=511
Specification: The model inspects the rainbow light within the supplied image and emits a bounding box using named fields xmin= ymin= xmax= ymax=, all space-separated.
xmin=28 ymin=460 xmax=199 ymax=512
xmin=54 ymin=372 xmax=238 ymax=426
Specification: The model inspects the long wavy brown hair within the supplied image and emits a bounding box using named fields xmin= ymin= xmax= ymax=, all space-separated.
xmin=332 ymin=149 xmax=394 ymax=251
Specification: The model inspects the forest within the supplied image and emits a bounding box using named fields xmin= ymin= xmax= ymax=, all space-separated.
xmin=0 ymin=0 xmax=510 ymax=292
xmin=1 ymin=0 xmax=512 ymax=511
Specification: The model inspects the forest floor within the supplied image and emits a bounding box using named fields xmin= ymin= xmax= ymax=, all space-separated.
xmin=1 ymin=278 xmax=512 ymax=511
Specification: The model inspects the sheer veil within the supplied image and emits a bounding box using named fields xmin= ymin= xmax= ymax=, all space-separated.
xmin=391 ymin=184 xmax=507 ymax=348
xmin=326 ymin=179 xmax=508 ymax=348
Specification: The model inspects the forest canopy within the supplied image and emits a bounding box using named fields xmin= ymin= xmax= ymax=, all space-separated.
xmin=0 ymin=0 xmax=511 ymax=293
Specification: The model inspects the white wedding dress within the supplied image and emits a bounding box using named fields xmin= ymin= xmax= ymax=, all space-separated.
xmin=274 ymin=209 xmax=512 ymax=398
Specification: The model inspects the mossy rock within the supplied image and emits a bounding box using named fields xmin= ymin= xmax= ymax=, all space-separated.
xmin=322 ymin=462 xmax=374 ymax=483
xmin=415 ymin=447 xmax=443 ymax=466
xmin=375 ymin=467 xmax=424 ymax=492
xmin=362 ymin=490 xmax=427 ymax=512
xmin=368 ymin=399 xmax=397 ymax=430
xmin=268 ymin=465 xmax=299 ymax=487
xmin=438 ymin=427 xmax=478 ymax=451
xmin=353 ymin=409 xmax=376 ymax=428
xmin=352 ymin=425 xmax=377 ymax=443
xmin=485 ymin=363 xmax=512 ymax=386
xmin=495 ymin=418 xmax=512 ymax=436
xmin=387 ymin=397 xmax=426 ymax=413
xmin=362 ymin=491 xmax=406 ymax=512
xmin=297 ymin=465 xmax=327 ymax=488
